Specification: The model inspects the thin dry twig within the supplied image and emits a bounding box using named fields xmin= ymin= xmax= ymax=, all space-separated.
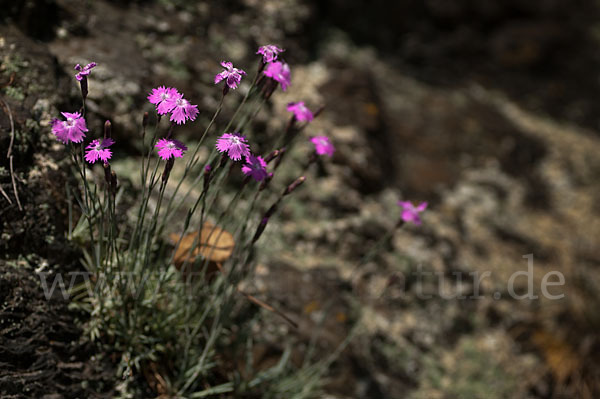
xmin=1 ymin=97 xmax=22 ymax=210
xmin=0 ymin=184 xmax=11 ymax=204
xmin=238 ymin=288 xmax=299 ymax=329
xmin=9 ymin=155 xmax=22 ymax=211
xmin=1 ymin=97 xmax=16 ymax=158
xmin=214 ymin=262 xmax=298 ymax=328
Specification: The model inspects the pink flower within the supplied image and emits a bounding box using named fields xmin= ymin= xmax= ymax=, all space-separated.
xmin=397 ymin=201 xmax=427 ymax=225
xmin=287 ymin=101 xmax=313 ymax=122
xmin=51 ymin=112 xmax=88 ymax=144
xmin=85 ymin=138 xmax=115 ymax=164
xmin=215 ymin=133 xmax=251 ymax=161
xmin=166 ymin=96 xmax=199 ymax=125
xmin=310 ymin=136 xmax=334 ymax=157
xmin=74 ymin=62 xmax=97 ymax=81
xmin=155 ymin=138 xmax=187 ymax=161
xmin=263 ymin=61 xmax=291 ymax=91
xmin=214 ymin=61 xmax=246 ymax=90
xmin=148 ymin=86 xmax=180 ymax=114
xmin=257 ymin=45 xmax=285 ymax=63
xmin=242 ymin=155 xmax=268 ymax=181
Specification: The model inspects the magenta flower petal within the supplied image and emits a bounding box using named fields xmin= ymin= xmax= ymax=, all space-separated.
xmin=242 ymin=155 xmax=268 ymax=181
xmin=165 ymin=96 xmax=198 ymax=125
xmin=257 ymin=45 xmax=285 ymax=63
xmin=215 ymin=133 xmax=251 ymax=161
xmin=85 ymin=138 xmax=115 ymax=164
xmin=155 ymin=138 xmax=187 ymax=161
xmin=74 ymin=62 xmax=97 ymax=81
xmin=397 ymin=201 xmax=428 ymax=225
xmin=215 ymin=61 xmax=246 ymax=90
xmin=148 ymin=86 xmax=181 ymax=115
xmin=51 ymin=112 xmax=88 ymax=144
xmin=263 ymin=61 xmax=291 ymax=91
xmin=310 ymin=136 xmax=335 ymax=157
xmin=287 ymin=101 xmax=313 ymax=122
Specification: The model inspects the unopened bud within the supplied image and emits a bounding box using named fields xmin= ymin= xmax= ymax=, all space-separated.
xmin=283 ymin=176 xmax=306 ymax=196
xmin=110 ymin=170 xmax=118 ymax=193
xmin=259 ymin=172 xmax=274 ymax=191
xmin=313 ymin=104 xmax=325 ymax=119
xmin=264 ymin=149 xmax=280 ymax=164
xmin=265 ymin=202 xmax=279 ymax=219
xmin=142 ymin=112 xmax=149 ymax=128
xmin=162 ymin=158 xmax=175 ymax=183
xmin=252 ymin=217 xmax=269 ymax=244
xmin=104 ymin=120 xmax=111 ymax=139
xmin=203 ymin=164 xmax=212 ymax=191
xmin=103 ymin=163 xmax=111 ymax=185
xmin=274 ymin=147 xmax=286 ymax=170
xmin=80 ymin=77 xmax=88 ymax=100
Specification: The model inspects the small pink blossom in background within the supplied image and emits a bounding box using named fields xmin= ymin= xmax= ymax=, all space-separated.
xmin=148 ymin=86 xmax=180 ymax=114
xmin=310 ymin=136 xmax=335 ymax=157
xmin=263 ymin=61 xmax=291 ymax=91
xmin=257 ymin=45 xmax=285 ymax=63
xmin=155 ymin=138 xmax=187 ymax=161
xmin=215 ymin=132 xmax=251 ymax=161
xmin=85 ymin=138 xmax=115 ymax=164
xmin=51 ymin=112 xmax=88 ymax=144
xmin=397 ymin=201 xmax=427 ymax=225
xmin=242 ymin=155 xmax=268 ymax=181
xmin=287 ymin=101 xmax=313 ymax=122
xmin=74 ymin=62 xmax=97 ymax=81
xmin=166 ymin=96 xmax=199 ymax=124
xmin=214 ymin=61 xmax=246 ymax=90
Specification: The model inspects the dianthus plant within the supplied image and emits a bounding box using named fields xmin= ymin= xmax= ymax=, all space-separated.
xmin=55 ymin=46 xmax=362 ymax=397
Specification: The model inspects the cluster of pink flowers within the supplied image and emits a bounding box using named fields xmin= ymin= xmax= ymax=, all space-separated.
xmin=53 ymin=49 xmax=431 ymax=229
xmin=147 ymin=86 xmax=199 ymax=125
xmin=215 ymin=132 xmax=268 ymax=181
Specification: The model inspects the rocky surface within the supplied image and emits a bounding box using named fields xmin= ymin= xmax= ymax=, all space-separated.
xmin=2 ymin=0 xmax=599 ymax=398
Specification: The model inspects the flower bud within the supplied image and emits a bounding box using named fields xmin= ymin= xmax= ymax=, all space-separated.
xmin=142 ymin=112 xmax=149 ymax=129
xmin=274 ymin=147 xmax=286 ymax=170
xmin=162 ymin=158 xmax=174 ymax=183
xmin=252 ymin=217 xmax=269 ymax=244
xmin=283 ymin=176 xmax=305 ymax=196
xmin=80 ymin=77 xmax=88 ymax=101
xmin=259 ymin=172 xmax=274 ymax=191
xmin=103 ymin=163 xmax=111 ymax=186
xmin=264 ymin=149 xmax=280 ymax=164
xmin=110 ymin=170 xmax=118 ymax=194
xmin=203 ymin=164 xmax=212 ymax=191
xmin=104 ymin=120 xmax=111 ymax=139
